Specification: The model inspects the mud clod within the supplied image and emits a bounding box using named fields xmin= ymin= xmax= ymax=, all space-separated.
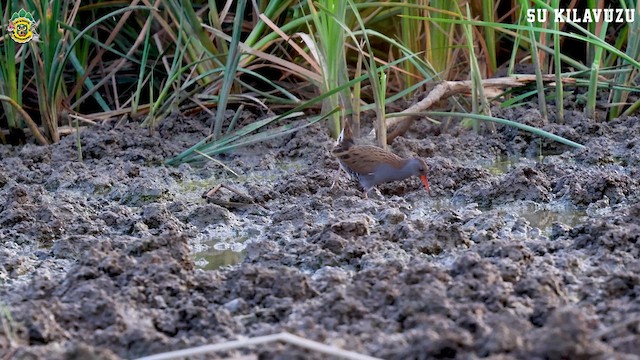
xmin=2 ymin=112 xmax=640 ymax=359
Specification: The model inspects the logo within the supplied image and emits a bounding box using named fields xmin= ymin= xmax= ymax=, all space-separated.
xmin=7 ymin=8 xmax=37 ymax=43
xmin=527 ymin=8 xmax=635 ymax=23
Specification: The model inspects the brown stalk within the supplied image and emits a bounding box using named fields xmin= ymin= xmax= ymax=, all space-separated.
xmin=0 ymin=96 xmax=49 ymax=145
xmin=372 ymin=75 xmax=577 ymax=144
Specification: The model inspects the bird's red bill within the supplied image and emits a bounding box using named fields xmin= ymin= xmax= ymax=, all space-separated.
xmin=420 ymin=175 xmax=431 ymax=194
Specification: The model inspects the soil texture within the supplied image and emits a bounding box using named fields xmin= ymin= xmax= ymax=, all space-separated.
xmin=1 ymin=107 xmax=640 ymax=359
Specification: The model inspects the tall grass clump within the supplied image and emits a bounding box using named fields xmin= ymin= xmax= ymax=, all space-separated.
xmin=307 ymin=0 xmax=350 ymax=138
xmin=1 ymin=0 xmax=638 ymax=154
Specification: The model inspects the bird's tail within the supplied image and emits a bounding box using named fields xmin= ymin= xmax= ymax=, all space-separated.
xmin=337 ymin=117 xmax=355 ymax=149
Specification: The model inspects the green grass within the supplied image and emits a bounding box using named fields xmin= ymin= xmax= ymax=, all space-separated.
xmin=0 ymin=1 xmax=25 ymax=139
xmin=307 ymin=0 xmax=349 ymax=139
xmin=0 ymin=1 xmax=637 ymax=159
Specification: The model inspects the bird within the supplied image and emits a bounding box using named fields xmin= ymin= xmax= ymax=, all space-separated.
xmin=331 ymin=121 xmax=431 ymax=198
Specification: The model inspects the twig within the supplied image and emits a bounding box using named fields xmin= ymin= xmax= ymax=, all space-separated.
xmin=0 ymin=96 xmax=48 ymax=145
xmin=134 ymin=332 xmax=382 ymax=360
xmin=68 ymin=113 xmax=98 ymax=126
xmin=202 ymin=183 xmax=269 ymax=210
xmin=591 ymin=316 xmax=640 ymax=340
xmin=194 ymin=150 xmax=241 ymax=178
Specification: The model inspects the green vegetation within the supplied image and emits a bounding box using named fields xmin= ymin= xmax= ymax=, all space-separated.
xmin=1 ymin=1 xmax=639 ymax=161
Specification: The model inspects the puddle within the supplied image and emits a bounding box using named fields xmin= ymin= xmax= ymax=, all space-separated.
xmin=517 ymin=205 xmax=587 ymax=232
xmin=187 ymin=161 xmax=307 ymax=271
xmin=480 ymin=155 xmax=522 ymax=175
xmin=191 ymin=225 xmax=260 ymax=270
xmin=191 ymin=156 xmax=590 ymax=270
xmin=473 ymin=156 xmax=589 ymax=233
xmin=194 ymin=249 xmax=245 ymax=270
xmin=416 ymin=197 xmax=587 ymax=236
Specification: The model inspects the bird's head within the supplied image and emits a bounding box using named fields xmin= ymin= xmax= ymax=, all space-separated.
xmin=407 ymin=158 xmax=430 ymax=194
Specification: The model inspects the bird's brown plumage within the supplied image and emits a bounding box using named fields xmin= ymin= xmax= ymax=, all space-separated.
xmin=332 ymin=145 xmax=408 ymax=175
xmin=331 ymin=121 xmax=431 ymax=197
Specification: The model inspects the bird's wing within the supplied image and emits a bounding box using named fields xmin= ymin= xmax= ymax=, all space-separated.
xmin=333 ymin=145 xmax=405 ymax=175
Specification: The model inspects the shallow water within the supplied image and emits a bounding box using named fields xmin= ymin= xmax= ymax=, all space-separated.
xmin=479 ymin=155 xmax=523 ymax=175
xmin=192 ymin=154 xmax=592 ymax=270
xmin=194 ymin=248 xmax=245 ymax=270
xmin=194 ymin=199 xmax=589 ymax=270
xmin=517 ymin=205 xmax=588 ymax=232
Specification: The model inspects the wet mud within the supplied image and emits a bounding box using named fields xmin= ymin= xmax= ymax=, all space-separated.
xmin=1 ymin=108 xmax=639 ymax=359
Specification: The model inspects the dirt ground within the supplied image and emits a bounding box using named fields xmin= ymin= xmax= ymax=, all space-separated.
xmin=1 ymin=105 xmax=640 ymax=359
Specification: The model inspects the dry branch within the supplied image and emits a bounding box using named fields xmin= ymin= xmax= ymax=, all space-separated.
xmin=0 ymin=96 xmax=48 ymax=145
xmin=134 ymin=332 xmax=381 ymax=360
xmin=374 ymin=75 xmax=576 ymax=144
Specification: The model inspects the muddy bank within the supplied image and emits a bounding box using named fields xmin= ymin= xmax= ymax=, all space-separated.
xmin=1 ymin=109 xmax=640 ymax=359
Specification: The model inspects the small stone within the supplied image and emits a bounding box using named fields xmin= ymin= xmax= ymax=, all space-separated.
xmin=378 ymin=208 xmax=406 ymax=225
